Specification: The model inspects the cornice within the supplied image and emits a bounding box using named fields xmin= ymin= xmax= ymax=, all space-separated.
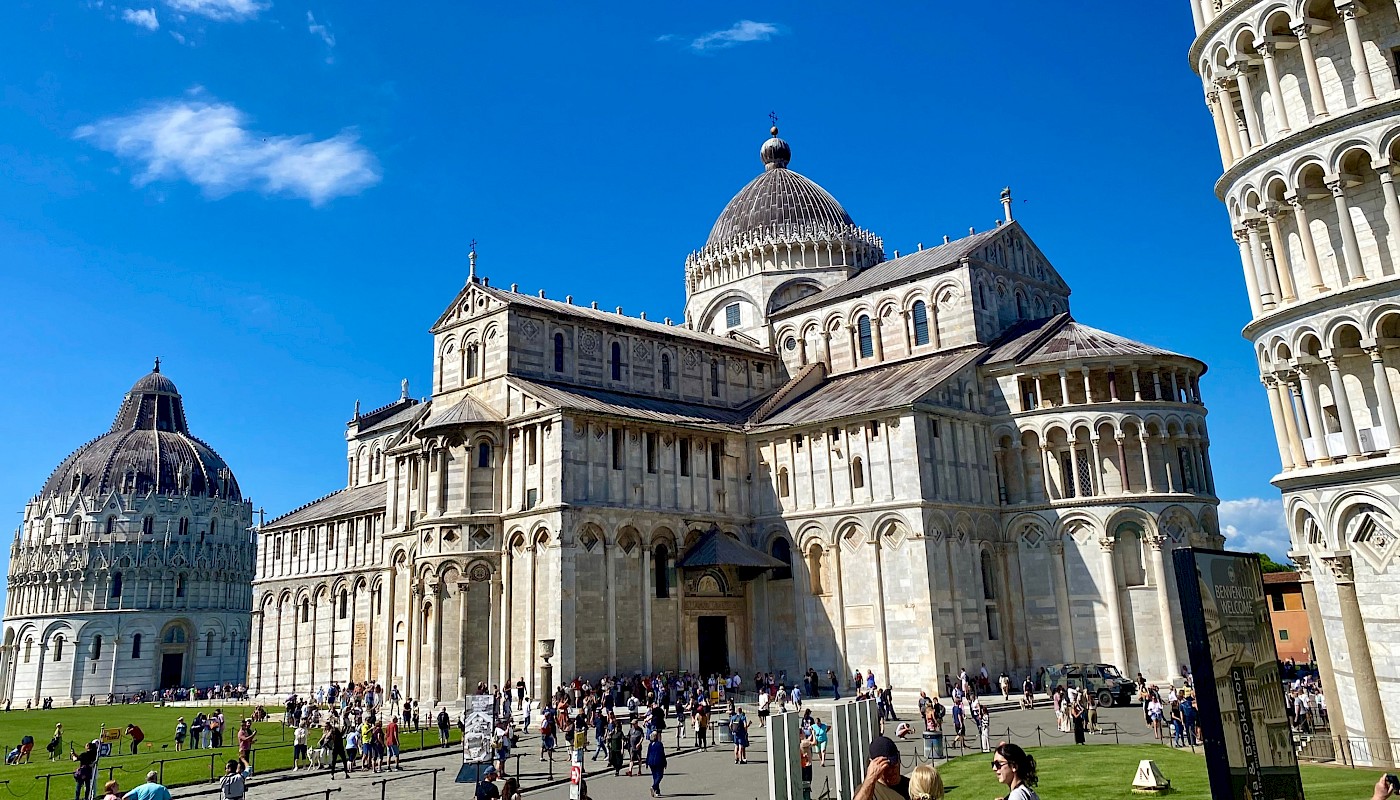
xmin=1213 ymin=99 xmax=1400 ymax=200
xmin=1242 ymin=273 xmax=1400 ymax=340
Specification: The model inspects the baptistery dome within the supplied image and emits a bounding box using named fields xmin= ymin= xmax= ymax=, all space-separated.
xmin=40 ymin=361 xmax=241 ymax=502
xmin=4 ymin=362 xmax=253 ymax=703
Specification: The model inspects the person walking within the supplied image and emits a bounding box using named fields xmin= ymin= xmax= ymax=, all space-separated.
xmin=991 ymin=742 xmax=1039 ymax=800
xmin=729 ymin=706 xmax=750 ymax=764
xmin=436 ymin=708 xmax=451 ymax=748
xmin=645 ymin=732 xmax=667 ymax=797
xmin=236 ymin=720 xmax=256 ymax=767
xmin=327 ymin=725 xmax=351 ymax=780
xmin=606 ymin=720 xmax=625 ymax=776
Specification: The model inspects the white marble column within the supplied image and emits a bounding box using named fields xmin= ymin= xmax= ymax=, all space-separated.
xmin=1205 ymin=90 xmax=1234 ymax=168
xmin=1049 ymin=539 xmax=1075 ymax=661
xmin=1338 ymin=2 xmax=1377 ymax=102
xmin=1376 ymin=165 xmax=1400 ymax=269
xmin=1277 ymin=377 xmax=1309 ymax=468
xmin=1138 ymin=433 xmax=1157 ymax=492
xmin=1264 ymin=376 xmax=1297 ymax=470
xmin=1245 ymin=219 xmax=1279 ymax=308
xmin=1366 ymin=346 xmax=1400 ymax=454
xmin=1292 ymin=24 xmax=1330 ymax=120
xmin=1324 ymin=354 xmax=1363 ymax=458
xmin=1146 ymin=536 xmax=1181 ymax=680
xmin=1296 ymin=364 xmax=1333 ymax=465
xmin=1262 ymin=206 xmax=1299 ymax=302
xmin=1098 ymin=538 xmax=1127 ymax=670
xmin=1231 ymin=65 xmax=1264 ymax=148
xmin=1256 ymin=42 xmax=1291 ymax=136
xmin=1287 ymin=195 xmax=1328 ymax=294
xmin=1235 ymin=229 xmax=1265 ymax=316
xmin=1327 ymin=179 xmax=1367 ymax=283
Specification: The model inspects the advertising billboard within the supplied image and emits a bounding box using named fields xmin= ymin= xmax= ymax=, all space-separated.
xmin=1174 ymin=548 xmax=1304 ymax=800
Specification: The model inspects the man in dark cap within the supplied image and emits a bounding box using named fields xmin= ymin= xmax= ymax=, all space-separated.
xmin=854 ymin=735 xmax=909 ymax=800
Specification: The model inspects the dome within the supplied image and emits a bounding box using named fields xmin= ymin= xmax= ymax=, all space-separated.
xmin=705 ymin=127 xmax=861 ymax=248
xmin=39 ymin=362 xmax=242 ymax=502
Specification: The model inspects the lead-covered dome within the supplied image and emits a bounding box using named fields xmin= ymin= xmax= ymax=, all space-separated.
xmin=40 ymin=362 xmax=242 ymax=502
xmin=705 ymin=127 xmax=863 ymax=248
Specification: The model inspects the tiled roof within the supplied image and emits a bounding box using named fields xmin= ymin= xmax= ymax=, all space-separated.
xmin=750 ymin=348 xmax=983 ymax=427
xmin=1262 ymin=570 xmax=1301 ymax=585
xmin=776 ymin=226 xmax=1008 ymax=315
xmin=355 ymin=399 xmax=421 ymax=434
xmin=419 ymin=394 xmax=500 ymax=431
xmin=268 ymin=482 xmax=386 ymax=529
xmin=677 ymin=528 xmax=785 ymax=570
xmin=510 ymin=378 xmax=753 ymax=429
xmin=983 ymin=314 xmax=1193 ymax=368
xmin=475 ymin=285 xmax=767 ymax=354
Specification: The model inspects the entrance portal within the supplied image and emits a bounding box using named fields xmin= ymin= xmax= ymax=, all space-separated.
xmin=159 ymin=654 xmax=183 ymax=689
xmin=697 ymin=616 xmax=729 ymax=677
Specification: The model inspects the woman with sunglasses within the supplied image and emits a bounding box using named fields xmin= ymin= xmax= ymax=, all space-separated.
xmin=991 ymin=742 xmax=1039 ymax=800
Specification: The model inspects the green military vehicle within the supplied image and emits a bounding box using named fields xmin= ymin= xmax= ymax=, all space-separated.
xmin=1043 ymin=663 xmax=1137 ymax=707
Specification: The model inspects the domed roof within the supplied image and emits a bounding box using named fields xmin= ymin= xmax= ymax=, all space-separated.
xmin=705 ymin=127 xmax=860 ymax=248
xmin=40 ymin=361 xmax=242 ymax=502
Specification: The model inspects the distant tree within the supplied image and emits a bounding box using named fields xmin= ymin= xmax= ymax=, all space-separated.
xmin=1258 ymin=553 xmax=1295 ymax=573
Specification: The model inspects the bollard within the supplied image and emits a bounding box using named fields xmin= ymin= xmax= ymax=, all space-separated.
xmin=1036 ymin=726 xmax=1043 ymax=748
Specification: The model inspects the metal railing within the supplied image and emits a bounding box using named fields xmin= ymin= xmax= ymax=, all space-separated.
xmin=1295 ymin=731 xmax=1400 ymax=769
xmin=370 ymin=767 xmax=442 ymax=800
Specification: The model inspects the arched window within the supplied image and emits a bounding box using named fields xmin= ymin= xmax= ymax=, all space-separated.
xmin=477 ymin=442 xmax=492 ymax=468
xmin=162 ymin=627 xmax=185 ymax=644
xmin=610 ymin=342 xmax=622 ymax=381
xmin=710 ymin=359 xmax=720 ymax=396
xmin=209 ymin=518 xmax=218 ymax=537
xmin=1015 ymin=292 xmax=1027 ymax=318
xmin=980 ymin=550 xmax=997 ymax=600
xmin=301 ymin=598 xmax=310 ymax=623
xmin=661 ymin=354 xmax=672 ymax=390
xmin=142 ymin=516 xmax=153 ymax=535
xmin=553 ymin=333 xmax=565 ymax=373
xmin=339 ymin=589 xmax=349 ymax=620
xmin=71 ymin=515 xmax=82 ymax=536
xmin=175 ymin=575 xmax=186 ymax=598
xmin=23 ymin=638 xmax=31 ymax=663
xmin=421 ymin=605 xmax=432 ymax=644
xmin=205 ymin=632 xmax=215 ymax=657
xmin=654 ymin=544 xmax=670 ymax=599
xmin=53 ymin=636 xmax=64 ymax=662
xmin=851 ymin=456 xmax=865 ymax=489
xmin=807 ymin=545 xmax=825 ymax=595
xmin=464 ymin=344 xmax=479 ymax=379
xmin=229 ymin=633 xmax=237 ymax=656
xmin=178 ymin=517 xmax=189 ymax=536
xmin=1114 ymin=522 xmax=1147 ymax=587
xmin=771 ymin=538 xmax=793 ymax=581
xmin=110 ymin=571 xmax=123 ymax=598
xmin=130 ymin=634 xmax=141 ymax=659
xmin=105 ymin=516 xmax=116 ymax=535
xmin=857 ymin=315 xmax=873 ymax=359
xmin=91 ymin=635 xmax=103 ymax=661
xmin=777 ymin=467 xmax=790 ymax=498
xmin=912 ymin=301 xmax=929 ymax=346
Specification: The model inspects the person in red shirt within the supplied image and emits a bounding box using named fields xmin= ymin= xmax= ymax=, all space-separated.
xmin=384 ymin=718 xmax=401 ymax=771
xmin=125 ymin=724 xmax=145 ymax=755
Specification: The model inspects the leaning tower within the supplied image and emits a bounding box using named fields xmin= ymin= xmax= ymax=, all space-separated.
xmin=1189 ymin=0 xmax=1400 ymax=764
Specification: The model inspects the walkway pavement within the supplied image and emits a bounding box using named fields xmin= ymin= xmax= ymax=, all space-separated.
xmin=166 ymin=699 xmax=1184 ymax=799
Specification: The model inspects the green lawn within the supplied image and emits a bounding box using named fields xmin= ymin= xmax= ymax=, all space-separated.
xmin=936 ymin=744 xmax=1385 ymax=800
xmin=0 ymin=704 xmax=461 ymax=795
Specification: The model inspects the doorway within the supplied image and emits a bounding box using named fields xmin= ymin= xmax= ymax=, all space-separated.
xmin=697 ymin=616 xmax=729 ymax=677
xmin=159 ymin=653 xmax=183 ymax=688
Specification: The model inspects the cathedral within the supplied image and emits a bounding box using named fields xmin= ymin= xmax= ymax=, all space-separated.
xmin=3 ymin=364 xmax=255 ymax=703
xmin=251 ymin=127 xmax=1222 ymax=707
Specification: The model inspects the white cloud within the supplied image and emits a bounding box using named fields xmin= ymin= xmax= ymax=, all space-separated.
xmin=307 ymin=11 xmax=335 ymax=61
xmin=74 ymin=96 xmax=380 ymax=206
xmin=121 ymin=8 xmax=159 ymax=30
xmin=1219 ymin=497 xmax=1292 ymax=560
xmin=163 ymin=0 xmax=268 ymax=21
xmin=682 ymin=20 xmax=783 ymax=51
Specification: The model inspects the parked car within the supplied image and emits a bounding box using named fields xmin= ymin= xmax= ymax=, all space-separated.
xmin=1043 ymin=663 xmax=1137 ymax=707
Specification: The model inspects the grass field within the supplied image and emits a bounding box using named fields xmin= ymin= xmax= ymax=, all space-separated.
xmin=0 ymin=703 xmax=461 ymax=797
xmin=936 ymin=743 xmax=1385 ymax=799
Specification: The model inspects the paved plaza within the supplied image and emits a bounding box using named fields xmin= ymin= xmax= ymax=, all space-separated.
xmin=163 ymin=700 xmax=1174 ymax=800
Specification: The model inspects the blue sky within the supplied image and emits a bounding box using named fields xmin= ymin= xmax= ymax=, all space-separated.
xmin=0 ymin=1 xmax=1290 ymax=562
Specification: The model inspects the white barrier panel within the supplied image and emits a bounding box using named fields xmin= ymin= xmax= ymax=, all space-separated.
xmin=766 ymin=710 xmax=803 ymax=800
xmin=832 ymin=698 xmax=877 ymax=800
